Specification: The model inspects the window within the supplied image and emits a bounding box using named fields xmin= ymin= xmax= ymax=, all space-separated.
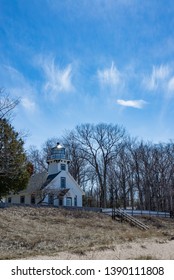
xmin=48 ymin=194 xmax=54 ymax=205
xmin=8 ymin=197 xmax=11 ymax=203
xmin=51 ymin=148 xmax=65 ymax=160
xmin=61 ymin=164 xmax=66 ymax=171
xmin=61 ymin=177 xmax=66 ymax=188
xmin=20 ymin=196 xmax=25 ymax=204
xmin=31 ymin=194 xmax=35 ymax=204
xmin=66 ymin=197 xmax=72 ymax=206
xmin=74 ymin=196 xmax=77 ymax=207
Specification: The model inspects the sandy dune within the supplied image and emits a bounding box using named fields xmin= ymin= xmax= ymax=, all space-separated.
xmin=24 ymin=238 xmax=174 ymax=260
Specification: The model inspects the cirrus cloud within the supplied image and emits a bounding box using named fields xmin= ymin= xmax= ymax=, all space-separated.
xmin=37 ymin=55 xmax=74 ymax=100
xmin=97 ymin=62 xmax=122 ymax=87
xmin=21 ymin=97 xmax=36 ymax=112
xmin=143 ymin=64 xmax=170 ymax=91
xmin=0 ymin=64 xmax=37 ymax=113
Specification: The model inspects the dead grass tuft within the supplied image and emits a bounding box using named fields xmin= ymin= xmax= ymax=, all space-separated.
xmin=134 ymin=255 xmax=156 ymax=260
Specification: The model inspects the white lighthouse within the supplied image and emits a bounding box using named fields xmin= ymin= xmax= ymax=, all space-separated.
xmin=42 ymin=142 xmax=84 ymax=207
xmin=5 ymin=143 xmax=85 ymax=207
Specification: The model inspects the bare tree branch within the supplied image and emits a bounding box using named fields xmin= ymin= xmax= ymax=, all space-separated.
xmin=0 ymin=88 xmax=20 ymax=119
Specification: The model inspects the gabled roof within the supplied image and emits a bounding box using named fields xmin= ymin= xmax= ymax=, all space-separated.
xmin=18 ymin=171 xmax=48 ymax=194
xmin=66 ymin=172 xmax=85 ymax=195
xmin=41 ymin=172 xmax=61 ymax=189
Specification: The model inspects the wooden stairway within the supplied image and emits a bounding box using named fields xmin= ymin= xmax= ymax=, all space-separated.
xmin=112 ymin=208 xmax=149 ymax=230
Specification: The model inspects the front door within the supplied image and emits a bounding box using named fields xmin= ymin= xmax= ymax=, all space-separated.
xmin=66 ymin=197 xmax=72 ymax=206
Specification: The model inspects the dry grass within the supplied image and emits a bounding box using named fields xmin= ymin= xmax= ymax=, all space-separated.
xmin=0 ymin=206 xmax=174 ymax=259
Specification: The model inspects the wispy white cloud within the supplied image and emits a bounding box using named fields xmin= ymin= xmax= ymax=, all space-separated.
xmin=21 ymin=97 xmax=36 ymax=112
xmin=97 ymin=62 xmax=122 ymax=87
xmin=142 ymin=64 xmax=174 ymax=99
xmin=116 ymin=99 xmax=147 ymax=109
xmin=0 ymin=64 xmax=37 ymax=113
xmin=143 ymin=65 xmax=170 ymax=91
xmin=38 ymin=56 xmax=74 ymax=100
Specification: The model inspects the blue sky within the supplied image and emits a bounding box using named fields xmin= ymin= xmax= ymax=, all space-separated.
xmin=1 ymin=0 xmax=174 ymax=149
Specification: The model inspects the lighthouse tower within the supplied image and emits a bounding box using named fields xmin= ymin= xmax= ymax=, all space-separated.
xmin=47 ymin=143 xmax=70 ymax=175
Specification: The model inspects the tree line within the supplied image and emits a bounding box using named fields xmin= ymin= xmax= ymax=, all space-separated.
xmin=27 ymin=123 xmax=174 ymax=212
xmin=1 ymin=87 xmax=174 ymax=211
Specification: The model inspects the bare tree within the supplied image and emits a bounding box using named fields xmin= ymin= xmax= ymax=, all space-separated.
xmin=27 ymin=146 xmax=47 ymax=173
xmin=71 ymin=123 xmax=127 ymax=207
xmin=0 ymin=88 xmax=19 ymax=119
xmin=63 ymin=131 xmax=93 ymax=191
